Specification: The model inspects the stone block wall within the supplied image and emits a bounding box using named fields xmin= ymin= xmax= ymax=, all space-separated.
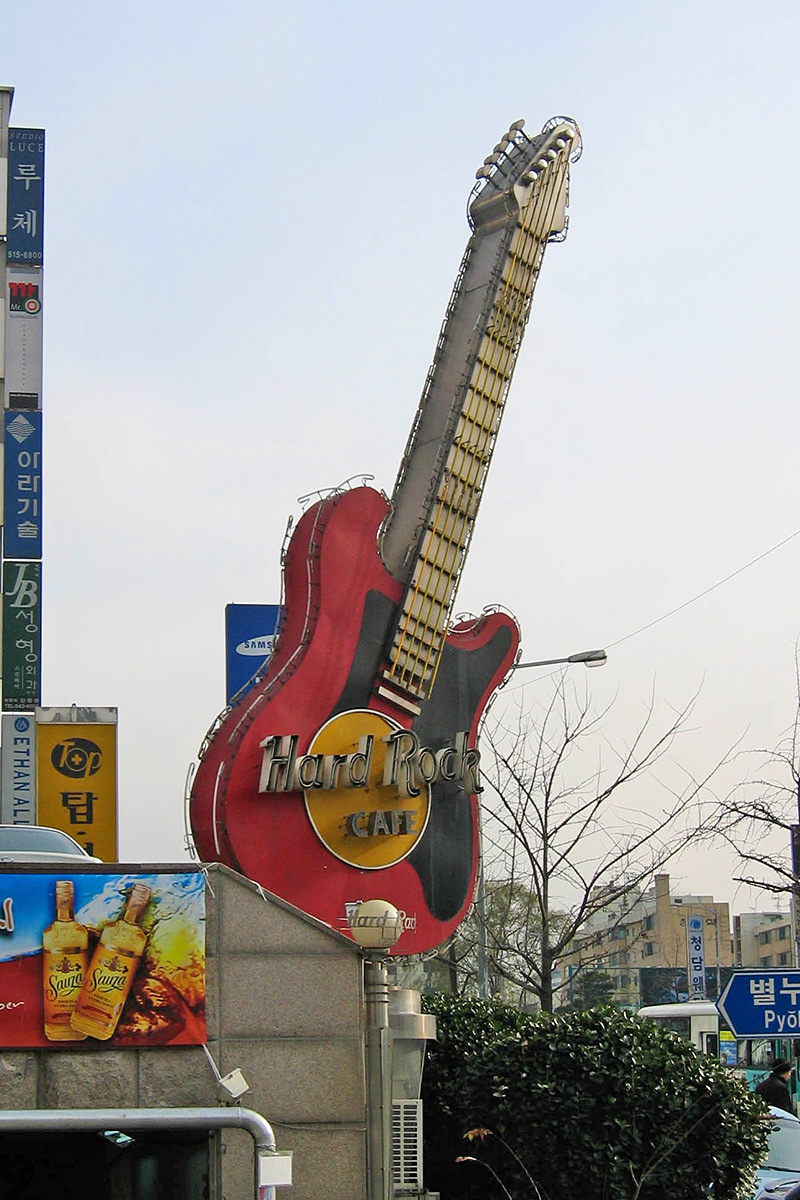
xmin=0 ymin=862 xmax=368 ymax=1200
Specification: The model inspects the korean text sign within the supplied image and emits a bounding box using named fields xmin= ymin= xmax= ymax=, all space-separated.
xmin=36 ymin=720 xmax=118 ymax=863
xmin=6 ymin=129 xmax=45 ymax=266
xmin=3 ymin=410 xmax=42 ymax=558
xmin=2 ymin=561 xmax=41 ymax=711
xmin=717 ymin=970 xmax=800 ymax=1036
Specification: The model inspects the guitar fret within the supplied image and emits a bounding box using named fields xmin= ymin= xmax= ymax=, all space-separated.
xmin=382 ymin=126 xmax=578 ymax=703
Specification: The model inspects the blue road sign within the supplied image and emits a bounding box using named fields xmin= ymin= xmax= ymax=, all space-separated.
xmin=716 ymin=970 xmax=800 ymax=1037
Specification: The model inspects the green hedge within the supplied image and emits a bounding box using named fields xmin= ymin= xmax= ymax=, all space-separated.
xmin=420 ymin=993 xmax=768 ymax=1200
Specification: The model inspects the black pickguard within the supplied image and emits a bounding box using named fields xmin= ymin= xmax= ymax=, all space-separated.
xmin=328 ymin=589 xmax=512 ymax=921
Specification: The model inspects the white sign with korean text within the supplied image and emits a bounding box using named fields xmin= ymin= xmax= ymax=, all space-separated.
xmin=687 ymin=915 xmax=706 ymax=1000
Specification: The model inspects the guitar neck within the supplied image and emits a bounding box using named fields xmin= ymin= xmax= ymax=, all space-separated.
xmin=376 ymin=119 xmax=580 ymax=711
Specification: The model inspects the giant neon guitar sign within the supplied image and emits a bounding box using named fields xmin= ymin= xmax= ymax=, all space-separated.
xmin=189 ymin=117 xmax=582 ymax=954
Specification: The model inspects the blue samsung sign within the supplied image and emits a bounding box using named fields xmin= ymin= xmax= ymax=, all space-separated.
xmin=225 ymin=604 xmax=281 ymax=704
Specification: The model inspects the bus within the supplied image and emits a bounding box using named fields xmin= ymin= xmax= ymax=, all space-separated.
xmin=637 ymin=1000 xmax=797 ymax=1092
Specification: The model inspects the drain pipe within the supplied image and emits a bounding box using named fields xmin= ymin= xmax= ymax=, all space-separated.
xmin=0 ymin=1106 xmax=291 ymax=1199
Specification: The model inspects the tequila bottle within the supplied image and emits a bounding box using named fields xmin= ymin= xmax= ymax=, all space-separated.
xmin=42 ymin=880 xmax=89 ymax=1041
xmin=70 ymin=882 xmax=151 ymax=1040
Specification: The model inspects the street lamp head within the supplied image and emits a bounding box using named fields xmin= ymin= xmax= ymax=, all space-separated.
xmin=567 ymin=650 xmax=607 ymax=668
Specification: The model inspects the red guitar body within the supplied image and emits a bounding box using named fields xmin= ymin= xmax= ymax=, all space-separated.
xmin=190 ymin=484 xmax=519 ymax=954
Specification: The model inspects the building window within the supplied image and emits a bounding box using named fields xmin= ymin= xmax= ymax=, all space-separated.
xmin=778 ymin=926 xmax=791 ymax=941
xmin=761 ymin=956 xmax=774 ymax=967
xmin=778 ymin=952 xmax=791 ymax=966
xmin=642 ymin=942 xmax=655 ymax=958
xmin=758 ymin=930 xmax=773 ymax=945
xmin=643 ymin=915 xmax=655 ymax=931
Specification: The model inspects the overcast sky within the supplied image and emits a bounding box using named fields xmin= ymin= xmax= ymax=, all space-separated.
xmin=3 ymin=0 xmax=799 ymax=916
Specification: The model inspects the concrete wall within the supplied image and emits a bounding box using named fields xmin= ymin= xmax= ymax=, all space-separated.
xmin=207 ymin=864 xmax=367 ymax=1200
xmin=0 ymin=862 xmax=368 ymax=1200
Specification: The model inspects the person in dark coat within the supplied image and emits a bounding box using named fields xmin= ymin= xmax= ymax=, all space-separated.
xmin=755 ymin=1058 xmax=794 ymax=1113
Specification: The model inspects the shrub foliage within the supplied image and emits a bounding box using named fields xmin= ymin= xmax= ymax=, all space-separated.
xmin=420 ymin=993 xmax=768 ymax=1200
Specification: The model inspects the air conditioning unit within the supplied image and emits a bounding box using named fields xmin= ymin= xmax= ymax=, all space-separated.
xmin=392 ymin=1099 xmax=423 ymax=1191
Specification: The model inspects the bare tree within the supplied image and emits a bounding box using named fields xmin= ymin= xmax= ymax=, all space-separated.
xmin=475 ymin=673 xmax=726 ymax=1013
xmin=421 ymin=879 xmax=568 ymax=1004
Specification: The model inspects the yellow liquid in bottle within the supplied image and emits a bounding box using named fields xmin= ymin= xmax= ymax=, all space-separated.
xmin=70 ymin=884 xmax=150 ymax=1041
xmin=42 ymin=881 xmax=88 ymax=1042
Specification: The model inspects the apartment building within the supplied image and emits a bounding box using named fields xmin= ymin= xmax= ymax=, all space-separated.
xmin=734 ymin=911 xmax=796 ymax=969
xmin=559 ymin=874 xmax=734 ymax=1008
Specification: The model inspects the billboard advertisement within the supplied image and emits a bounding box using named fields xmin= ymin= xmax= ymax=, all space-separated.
xmin=639 ymin=965 xmax=734 ymax=1006
xmin=3 ymin=409 xmax=42 ymax=558
xmin=2 ymin=559 xmax=41 ymax=711
xmin=35 ymin=711 xmax=118 ymax=862
xmin=0 ymin=869 xmax=206 ymax=1048
xmin=0 ymin=712 xmax=36 ymax=823
xmin=225 ymin=603 xmax=281 ymax=704
xmin=6 ymin=128 xmax=44 ymax=266
xmin=3 ymin=270 xmax=42 ymax=408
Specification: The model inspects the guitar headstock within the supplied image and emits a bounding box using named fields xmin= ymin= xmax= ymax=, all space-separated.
xmin=468 ymin=115 xmax=582 ymax=239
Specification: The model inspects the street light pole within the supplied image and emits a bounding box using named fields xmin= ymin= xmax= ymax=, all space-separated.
xmin=791 ymin=771 xmax=800 ymax=968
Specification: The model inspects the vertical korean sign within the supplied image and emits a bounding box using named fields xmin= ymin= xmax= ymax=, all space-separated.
xmin=0 ymin=713 xmax=36 ymax=823
xmin=2 ymin=561 xmax=41 ymax=710
xmin=6 ymin=129 xmax=44 ymax=267
xmin=4 ymin=271 xmax=43 ymax=411
xmin=3 ymin=410 xmax=42 ymax=557
xmin=687 ymin=915 xmax=707 ymax=1000
xmin=36 ymin=711 xmax=118 ymax=862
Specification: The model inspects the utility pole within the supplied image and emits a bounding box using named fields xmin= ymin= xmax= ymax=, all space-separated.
xmin=791 ymin=770 xmax=800 ymax=967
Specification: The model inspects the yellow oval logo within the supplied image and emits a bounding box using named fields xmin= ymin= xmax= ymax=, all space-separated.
xmin=304 ymin=710 xmax=430 ymax=869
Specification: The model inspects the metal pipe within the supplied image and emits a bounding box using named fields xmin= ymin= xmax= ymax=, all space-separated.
xmin=364 ymin=957 xmax=393 ymax=1200
xmin=0 ymin=1107 xmax=281 ymax=1199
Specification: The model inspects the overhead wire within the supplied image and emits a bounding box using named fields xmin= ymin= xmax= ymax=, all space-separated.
xmin=506 ymin=525 xmax=800 ymax=690
xmin=606 ymin=526 xmax=800 ymax=650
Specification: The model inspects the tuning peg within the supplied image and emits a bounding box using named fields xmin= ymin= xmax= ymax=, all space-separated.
xmin=475 ymin=165 xmax=492 ymax=179
xmin=493 ymin=143 xmax=505 ymax=155
xmin=509 ymin=119 xmax=525 ymax=132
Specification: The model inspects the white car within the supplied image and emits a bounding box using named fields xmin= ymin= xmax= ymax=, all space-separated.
xmin=754 ymin=1106 xmax=800 ymax=1198
xmin=0 ymin=824 xmax=101 ymax=863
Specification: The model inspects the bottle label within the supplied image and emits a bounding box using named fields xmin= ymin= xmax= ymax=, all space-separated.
xmin=75 ymin=946 xmax=136 ymax=1025
xmin=43 ymin=949 xmax=87 ymax=1013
